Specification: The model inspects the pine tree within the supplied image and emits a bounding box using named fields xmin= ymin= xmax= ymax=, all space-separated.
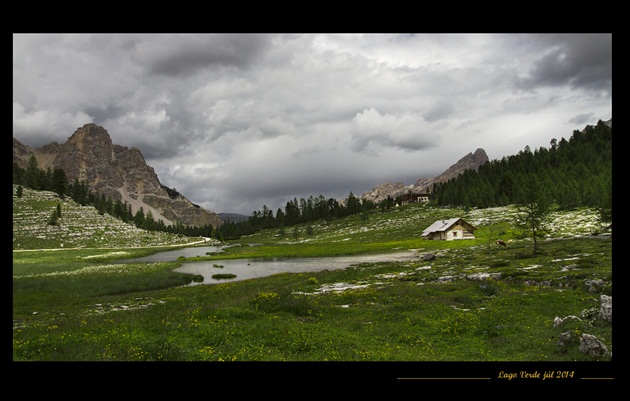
xmin=13 ymin=163 xmax=26 ymax=185
xmin=134 ymin=207 xmax=145 ymax=228
xmin=48 ymin=209 xmax=59 ymax=227
xmin=26 ymin=155 xmax=40 ymax=190
xmin=513 ymin=177 xmax=552 ymax=254
xmin=144 ymin=210 xmax=156 ymax=230
xmin=597 ymin=176 xmax=612 ymax=229
xmin=52 ymin=168 xmax=69 ymax=198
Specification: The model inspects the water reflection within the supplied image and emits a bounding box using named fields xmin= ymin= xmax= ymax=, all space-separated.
xmin=118 ymin=244 xmax=256 ymax=263
xmin=174 ymin=251 xmax=415 ymax=286
xmin=120 ymin=245 xmax=228 ymax=263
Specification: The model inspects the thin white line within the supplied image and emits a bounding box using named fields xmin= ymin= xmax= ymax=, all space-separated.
xmin=398 ymin=378 xmax=492 ymax=380
xmin=581 ymin=378 xmax=614 ymax=380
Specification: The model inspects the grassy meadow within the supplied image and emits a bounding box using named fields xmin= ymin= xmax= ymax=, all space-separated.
xmin=13 ymin=186 xmax=613 ymax=376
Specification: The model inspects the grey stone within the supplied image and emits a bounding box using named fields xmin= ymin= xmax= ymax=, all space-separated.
xmin=579 ymin=334 xmax=609 ymax=358
xmin=599 ymin=294 xmax=612 ymax=322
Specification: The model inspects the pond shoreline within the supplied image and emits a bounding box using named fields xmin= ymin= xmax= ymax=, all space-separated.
xmin=174 ymin=250 xmax=419 ymax=286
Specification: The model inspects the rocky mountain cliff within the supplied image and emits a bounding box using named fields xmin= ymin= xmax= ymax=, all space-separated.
xmin=360 ymin=148 xmax=489 ymax=204
xmin=13 ymin=123 xmax=222 ymax=229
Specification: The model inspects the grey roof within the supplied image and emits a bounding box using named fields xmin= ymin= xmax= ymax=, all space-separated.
xmin=421 ymin=218 xmax=465 ymax=237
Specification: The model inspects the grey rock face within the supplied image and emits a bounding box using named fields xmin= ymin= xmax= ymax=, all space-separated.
xmin=13 ymin=123 xmax=222 ymax=229
xmin=360 ymin=148 xmax=489 ymax=203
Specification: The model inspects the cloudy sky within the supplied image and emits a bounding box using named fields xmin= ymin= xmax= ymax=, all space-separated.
xmin=13 ymin=33 xmax=612 ymax=215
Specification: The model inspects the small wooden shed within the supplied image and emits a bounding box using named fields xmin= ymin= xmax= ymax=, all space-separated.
xmin=421 ymin=218 xmax=477 ymax=241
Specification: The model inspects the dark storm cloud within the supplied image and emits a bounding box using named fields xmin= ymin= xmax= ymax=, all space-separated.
xmin=568 ymin=113 xmax=596 ymax=126
xmin=133 ymin=34 xmax=272 ymax=76
xmin=515 ymin=34 xmax=612 ymax=93
xmin=86 ymin=105 xmax=127 ymax=125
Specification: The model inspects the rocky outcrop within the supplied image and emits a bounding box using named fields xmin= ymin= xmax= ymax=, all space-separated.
xmin=361 ymin=182 xmax=409 ymax=204
xmin=554 ymin=293 xmax=612 ymax=359
xmin=579 ymin=334 xmax=609 ymax=358
xmin=13 ymin=123 xmax=222 ymax=229
xmin=424 ymin=148 xmax=489 ymax=188
xmin=361 ymin=148 xmax=489 ymax=204
xmin=599 ymin=294 xmax=612 ymax=322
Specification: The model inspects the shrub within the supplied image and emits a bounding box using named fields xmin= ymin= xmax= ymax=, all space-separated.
xmin=211 ymin=273 xmax=236 ymax=280
xmin=489 ymin=260 xmax=509 ymax=268
xmin=251 ymin=291 xmax=280 ymax=311
xmin=48 ymin=210 xmax=59 ymax=226
xmin=479 ymin=283 xmax=498 ymax=297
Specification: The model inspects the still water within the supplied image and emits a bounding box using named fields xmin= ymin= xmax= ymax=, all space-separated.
xmin=174 ymin=251 xmax=415 ymax=286
xmin=120 ymin=245 xmax=234 ymax=263
xmin=118 ymin=245 xmax=415 ymax=286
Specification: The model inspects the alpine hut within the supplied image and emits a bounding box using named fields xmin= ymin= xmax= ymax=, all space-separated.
xmin=421 ymin=218 xmax=477 ymax=241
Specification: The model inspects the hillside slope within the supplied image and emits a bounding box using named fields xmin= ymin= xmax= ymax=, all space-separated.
xmin=12 ymin=185 xmax=207 ymax=250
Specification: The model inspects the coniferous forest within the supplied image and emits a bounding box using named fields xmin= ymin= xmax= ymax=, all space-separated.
xmin=432 ymin=120 xmax=612 ymax=213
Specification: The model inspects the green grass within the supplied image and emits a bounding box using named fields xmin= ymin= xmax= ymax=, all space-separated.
xmin=13 ymin=188 xmax=612 ymax=363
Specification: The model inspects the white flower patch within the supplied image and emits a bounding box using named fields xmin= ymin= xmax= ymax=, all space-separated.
xmin=520 ymin=265 xmax=542 ymax=270
xmin=87 ymin=300 xmax=159 ymax=315
xmin=467 ymin=272 xmax=501 ymax=281
xmin=14 ymin=263 xmax=153 ymax=279
xmin=319 ymin=282 xmax=370 ymax=293
xmin=82 ymin=251 xmax=130 ymax=259
xmin=304 ymin=281 xmax=374 ymax=295
xmin=375 ymin=272 xmax=411 ymax=279
xmin=551 ymin=257 xmax=580 ymax=262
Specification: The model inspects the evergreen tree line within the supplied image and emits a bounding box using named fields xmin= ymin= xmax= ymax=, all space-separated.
xmin=13 ymin=155 xmax=214 ymax=238
xmin=431 ymin=120 xmax=612 ymax=218
xmin=216 ymin=192 xmax=399 ymax=239
xmin=13 ymin=154 xmax=70 ymax=198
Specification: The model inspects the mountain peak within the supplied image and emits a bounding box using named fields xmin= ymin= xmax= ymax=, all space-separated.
xmin=431 ymin=148 xmax=489 ymax=184
xmin=13 ymin=124 xmax=222 ymax=229
xmin=361 ymin=148 xmax=489 ymax=204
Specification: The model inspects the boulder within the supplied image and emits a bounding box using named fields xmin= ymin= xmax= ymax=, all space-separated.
xmin=579 ymin=334 xmax=609 ymax=358
xmin=599 ymin=294 xmax=612 ymax=322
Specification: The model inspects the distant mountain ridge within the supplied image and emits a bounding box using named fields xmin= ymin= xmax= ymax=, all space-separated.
xmin=218 ymin=213 xmax=249 ymax=223
xmin=13 ymin=123 xmax=222 ymax=229
xmin=360 ymin=148 xmax=489 ymax=204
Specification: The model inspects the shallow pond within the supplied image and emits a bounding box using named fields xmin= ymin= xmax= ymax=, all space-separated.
xmin=120 ymin=245 xmax=229 ymax=263
xmin=175 ymin=251 xmax=416 ymax=286
xmin=118 ymin=244 xmax=259 ymax=263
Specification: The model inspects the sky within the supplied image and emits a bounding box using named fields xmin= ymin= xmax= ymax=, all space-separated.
xmin=13 ymin=33 xmax=612 ymax=216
